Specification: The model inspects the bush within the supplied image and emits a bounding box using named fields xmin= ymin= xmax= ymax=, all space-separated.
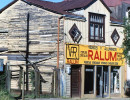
xmin=0 ymin=90 xmax=15 ymax=100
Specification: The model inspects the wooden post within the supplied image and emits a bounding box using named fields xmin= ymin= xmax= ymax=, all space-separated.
xmin=35 ymin=66 xmax=40 ymax=97
xmin=109 ymin=66 xmax=111 ymax=98
xmin=19 ymin=67 xmax=23 ymax=89
xmin=6 ymin=62 xmax=11 ymax=93
xmin=94 ymin=65 xmax=97 ymax=97
xmin=53 ymin=70 xmax=56 ymax=96
xmin=22 ymin=71 xmax=25 ymax=100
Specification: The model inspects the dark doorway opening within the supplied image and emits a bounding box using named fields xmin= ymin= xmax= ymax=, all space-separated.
xmin=71 ymin=65 xmax=81 ymax=98
xmin=84 ymin=66 xmax=94 ymax=94
xmin=96 ymin=66 xmax=109 ymax=97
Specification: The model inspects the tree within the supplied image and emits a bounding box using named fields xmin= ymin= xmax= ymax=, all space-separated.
xmin=123 ymin=18 xmax=130 ymax=65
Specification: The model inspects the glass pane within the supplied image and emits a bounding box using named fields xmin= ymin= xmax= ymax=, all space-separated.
xmin=84 ymin=66 xmax=94 ymax=94
xmin=95 ymin=24 xmax=99 ymax=40
xmin=90 ymin=23 xmax=94 ymax=39
xmin=111 ymin=66 xmax=120 ymax=93
xmin=99 ymin=25 xmax=103 ymax=40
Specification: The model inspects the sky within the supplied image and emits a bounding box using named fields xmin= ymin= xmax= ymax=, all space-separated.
xmin=0 ymin=0 xmax=63 ymax=9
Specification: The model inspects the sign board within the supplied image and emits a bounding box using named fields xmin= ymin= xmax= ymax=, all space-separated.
xmin=66 ymin=43 xmax=125 ymax=66
xmin=0 ymin=59 xmax=4 ymax=72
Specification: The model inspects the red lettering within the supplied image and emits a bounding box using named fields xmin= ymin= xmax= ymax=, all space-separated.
xmin=94 ymin=51 xmax=99 ymax=60
xmin=88 ymin=50 xmax=93 ymax=60
xmin=110 ymin=52 xmax=117 ymax=61
xmin=67 ymin=59 xmax=79 ymax=64
xmin=105 ymin=51 xmax=109 ymax=61
xmin=100 ymin=51 xmax=104 ymax=61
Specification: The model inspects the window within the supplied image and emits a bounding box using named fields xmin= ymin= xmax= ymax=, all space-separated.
xmin=89 ymin=13 xmax=105 ymax=42
xmin=69 ymin=24 xmax=82 ymax=43
xmin=126 ymin=7 xmax=130 ymax=18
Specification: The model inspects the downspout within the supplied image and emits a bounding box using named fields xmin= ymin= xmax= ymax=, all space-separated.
xmin=56 ymin=16 xmax=64 ymax=97
xmin=57 ymin=16 xmax=64 ymax=69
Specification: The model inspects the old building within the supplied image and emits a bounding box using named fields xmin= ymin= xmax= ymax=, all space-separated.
xmin=60 ymin=0 xmax=125 ymax=98
xmin=0 ymin=0 xmax=65 ymax=93
xmin=0 ymin=0 xmax=126 ymax=99
xmin=104 ymin=0 xmax=130 ymax=90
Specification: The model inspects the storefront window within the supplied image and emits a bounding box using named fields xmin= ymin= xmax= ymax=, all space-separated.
xmin=111 ymin=66 xmax=120 ymax=93
xmin=84 ymin=66 xmax=94 ymax=94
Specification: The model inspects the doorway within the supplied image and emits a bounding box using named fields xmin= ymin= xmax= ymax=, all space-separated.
xmin=111 ymin=66 xmax=120 ymax=93
xmin=96 ymin=66 xmax=109 ymax=97
xmin=71 ymin=65 xmax=81 ymax=98
xmin=84 ymin=66 xmax=94 ymax=94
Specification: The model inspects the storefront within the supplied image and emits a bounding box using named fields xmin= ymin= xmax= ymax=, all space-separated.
xmin=65 ymin=43 xmax=125 ymax=98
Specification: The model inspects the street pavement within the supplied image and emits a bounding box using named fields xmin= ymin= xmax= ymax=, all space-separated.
xmin=29 ymin=98 xmax=130 ymax=100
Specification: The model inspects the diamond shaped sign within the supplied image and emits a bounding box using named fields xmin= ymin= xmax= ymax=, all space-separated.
xmin=69 ymin=24 xmax=82 ymax=43
xmin=111 ymin=29 xmax=120 ymax=45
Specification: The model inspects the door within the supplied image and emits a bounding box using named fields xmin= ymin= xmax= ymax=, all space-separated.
xmin=97 ymin=66 xmax=109 ymax=97
xmin=71 ymin=65 xmax=81 ymax=98
xmin=97 ymin=66 xmax=103 ymax=97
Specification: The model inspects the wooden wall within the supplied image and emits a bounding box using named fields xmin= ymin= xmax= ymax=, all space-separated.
xmin=0 ymin=0 xmax=64 ymax=93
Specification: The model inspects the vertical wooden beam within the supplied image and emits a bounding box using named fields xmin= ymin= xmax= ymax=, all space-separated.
xmin=53 ymin=70 xmax=56 ymax=96
xmin=26 ymin=13 xmax=30 ymax=92
xmin=109 ymin=66 xmax=111 ymax=98
xmin=6 ymin=62 xmax=11 ymax=93
xmin=94 ymin=65 xmax=97 ymax=97
xmin=81 ymin=65 xmax=85 ymax=98
xmin=19 ymin=67 xmax=23 ymax=89
xmin=35 ymin=66 xmax=40 ymax=97
xmin=22 ymin=71 xmax=25 ymax=100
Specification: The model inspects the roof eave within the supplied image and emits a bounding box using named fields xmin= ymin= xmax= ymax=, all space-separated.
xmin=64 ymin=0 xmax=112 ymax=13
xmin=0 ymin=0 xmax=19 ymax=14
xmin=64 ymin=14 xmax=86 ymax=22
xmin=23 ymin=0 xmax=63 ymax=15
xmin=110 ymin=21 xmax=123 ymax=26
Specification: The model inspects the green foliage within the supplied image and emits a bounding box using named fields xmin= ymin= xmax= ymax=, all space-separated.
xmin=123 ymin=18 xmax=130 ymax=65
xmin=0 ymin=90 xmax=15 ymax=100
xmin=24 ymin=93 xmax=35 ymax=99
xmin=0 ymin=70 xmax=6 ymax=90
xmin=29 ymin=70 xmax=35 ymax=90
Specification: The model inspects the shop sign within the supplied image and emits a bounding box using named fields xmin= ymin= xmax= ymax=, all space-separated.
xmin=0 ymin=59 xmax=3 ymax=72
xmin=66 ymin=43 xmax=125 ymax=66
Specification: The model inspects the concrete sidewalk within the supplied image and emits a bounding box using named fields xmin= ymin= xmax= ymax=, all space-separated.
xmin=29 ymin=98 xmax=130 ymax=100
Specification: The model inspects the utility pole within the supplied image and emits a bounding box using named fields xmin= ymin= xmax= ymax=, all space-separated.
xmin=26 ymin=13 xmax=30 ymax=92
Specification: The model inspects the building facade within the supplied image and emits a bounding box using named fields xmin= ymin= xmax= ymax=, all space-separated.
xmin=0 ymin=0 xmax=126 ymax=98
xmin=104 ymin=0 xmax=130 ymax=89
xmin=62 ymin=0 xmax=125 ymax=98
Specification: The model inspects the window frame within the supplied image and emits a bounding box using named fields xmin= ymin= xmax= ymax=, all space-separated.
xmin=88 ymin=12 xmax=105 ymax=42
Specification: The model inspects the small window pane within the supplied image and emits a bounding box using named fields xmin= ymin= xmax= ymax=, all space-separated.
xmin=95 ymin=24 xmax=99 ymax=40
xmin=99 ymin=25 xmax=103 ymax=40
xmin=90 ymin=23 xmax=94 ymax=39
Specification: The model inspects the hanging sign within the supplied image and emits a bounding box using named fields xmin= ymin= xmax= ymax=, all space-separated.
xmin=65 ymin=43 xmax=125 ymax=66
xmin=0 ymin=59 xmax=4 ymax=72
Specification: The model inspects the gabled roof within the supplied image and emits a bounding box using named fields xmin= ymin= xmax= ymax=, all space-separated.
xmin=57 ymin=0 xmax=112 ymax=13
xmin=0 ymin=0 xmax=86 ymax=21
xmin=0 ymin=0 xmax=112 ymax=14
xmin=25 ymin=0 xmax=65 ymax=14
xmin=104 ymin=0 xmax=130 ymax=7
